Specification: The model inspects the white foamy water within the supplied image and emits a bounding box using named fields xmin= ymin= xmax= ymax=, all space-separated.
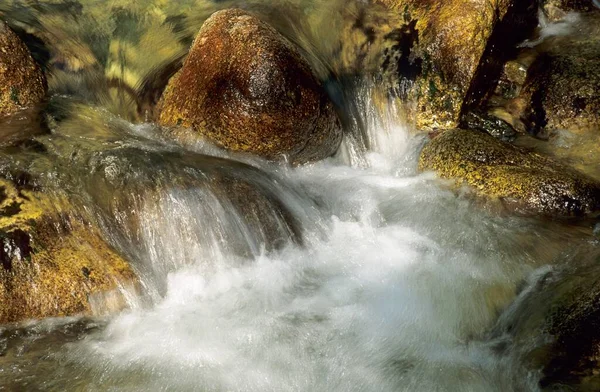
xmin=35 ymin=91 xmax=560 ymax=392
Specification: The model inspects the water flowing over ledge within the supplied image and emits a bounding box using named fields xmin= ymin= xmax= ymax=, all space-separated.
xmin=0 ymin=1 xmax=599 ymax=391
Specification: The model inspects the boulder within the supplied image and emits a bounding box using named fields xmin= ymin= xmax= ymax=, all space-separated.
xmin=0 ymin=21 xmax=46 ymax=118
xmin=332 ymin=0 xmax=539 ymax=129
xmin=418 ymin=129 xmax=600 ymax=217
xmin=0 ymin=178 xmax=138 ymax=324
xmin=519 ymin=13 xmax=600 ymax=137
xmin=158 ymin=9 xmax=342 ymax=164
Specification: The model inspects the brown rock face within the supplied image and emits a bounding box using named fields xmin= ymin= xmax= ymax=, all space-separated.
xmin=333 ymin=0 xmax=539 ymax=129
xmin=158 ymin=9 xmax=342 ymax=164
xmin=0 ymin=22 xmax=46 ymax=118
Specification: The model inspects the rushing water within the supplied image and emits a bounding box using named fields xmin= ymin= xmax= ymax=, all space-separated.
xmin=1 ymin=1 xmax=599 ymax=391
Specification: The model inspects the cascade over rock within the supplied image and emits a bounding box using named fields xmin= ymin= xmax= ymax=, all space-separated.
xmin=331 ymin=0 xmax=539 ymax=130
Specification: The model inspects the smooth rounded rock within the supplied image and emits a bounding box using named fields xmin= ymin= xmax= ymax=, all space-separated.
xmin=158 ymin=9 xmax=342 ymax=164
xmin=0 ymin=21 xmax=46 ymax=118
xmin=419 ymin=128 xmax=600 ymax=217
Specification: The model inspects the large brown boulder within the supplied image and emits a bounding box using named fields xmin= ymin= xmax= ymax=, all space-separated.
xmin=0 ymin=177 xmax=138 ymax=324
xmin=331 ymin=0 xmax=539 ymax=129
xmin=419 ymin=129 xmax=600 ymax=217
xmin=158 ymin=9 xmax=342 ymax=164
xmin=0 ymin=21 xmax=46 ymax=118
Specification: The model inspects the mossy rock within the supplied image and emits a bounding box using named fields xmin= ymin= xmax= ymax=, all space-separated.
xmin=332 ymin=0 xmax=539 ymax=129
xmin=0 ymin=178 xmax=138 ymax=324
xmin=519 ymin=13 xmax=600 ymax=137
xmin=418 ymin=129 xmax=600 ymax=217
xmin=158 ymin=8 xmax=342 ymax=164
xmin=0 ymin=21 xmax=46 ymax=118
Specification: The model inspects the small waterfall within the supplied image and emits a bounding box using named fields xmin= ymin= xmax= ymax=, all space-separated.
xmin=1 ymin=2 xmax=599 ymax=391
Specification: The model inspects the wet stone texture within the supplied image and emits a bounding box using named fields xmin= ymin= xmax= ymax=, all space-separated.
xmin=519 ymin=13 xmax=600 ymax=138
xmin=0 ymin=21 xmax=46 ymax=118
xmin=543 ymin=0 xmax=599 ymax=21
xmin=332 ymin=0 xmax=540 ymax=130
xmin=491 ymin=261 xmax=600 ymax=391
xmin=158 ymin=8 xmax=343 ymax=164
xmin=418 ymin=129 xmax=600 ymax=217
xmin=0 ymin=177 xmax=138 ymax=324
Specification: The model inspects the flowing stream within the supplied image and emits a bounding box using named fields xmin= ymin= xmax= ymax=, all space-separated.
xmin=0 ymin=2 xmax=599 ymax=391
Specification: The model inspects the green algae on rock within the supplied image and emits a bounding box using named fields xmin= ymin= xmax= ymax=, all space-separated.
xmin=332 ymin=0 xmax=539 ymax=130
xmin=0 ymin=178 xmax=138 ymax=324
xmin=0 ymin=21 xmax=46 ymax=118
xmin=158 ymin=8 xmax=342 ymax=164
xmin=418 ymin=129 xmax=600 ymax=217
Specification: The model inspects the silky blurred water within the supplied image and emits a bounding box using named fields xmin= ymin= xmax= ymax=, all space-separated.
xmin=0 ymin=1 xmax=598 ymax=391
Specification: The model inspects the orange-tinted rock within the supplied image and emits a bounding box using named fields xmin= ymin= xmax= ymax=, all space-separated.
xmin=0 ymin=178 xmax=138 ymax=324
xmin=0 ymin=21 xmax=46 ymax=118
xmin=158 ymin=9 xmax=342 ymax=164
xmin=333 ymin=0 xmax=539 ymax=129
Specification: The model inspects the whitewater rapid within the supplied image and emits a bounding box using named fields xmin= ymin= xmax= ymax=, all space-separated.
xmin=27 ymin=97 xmax=556 ymax=392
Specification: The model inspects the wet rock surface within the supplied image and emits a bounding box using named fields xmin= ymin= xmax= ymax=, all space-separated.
xmin=543 ymin=0 xmax=599 ymax=21
xmin=332 ymin=0 xmax=539 ymax=130
xmin=479 ymin=12 xmax=600 ymax=181
xmin=519 ymin=14 xmax=600 ymax=137
xmin=0 ymin=21 xmax=46 ymax=119
xmin=158 ymin=8 xmax=342 ymax=164
xmin=418 ymin=129 xmax=600 ymax=217
xmin=489 ymin=259 xmax=600 ymax=391
xmin=0 ymin=177 xmax=138 ymax=324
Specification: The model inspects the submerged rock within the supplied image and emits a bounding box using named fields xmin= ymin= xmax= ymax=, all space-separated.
xmin=0 ymin=21 xmax=46 ymax=119
xmin=418 ymin=129 xmax=600 ymax=217
xmin=539 ymin=270 xmax=600 ymax=390
xmin=0 ymin=178 xmax=138 ymax=324
xmin=334 ymin=0 xmax=539 ymax=129
xmin=158 ymin=9 xmax=342 ymax=164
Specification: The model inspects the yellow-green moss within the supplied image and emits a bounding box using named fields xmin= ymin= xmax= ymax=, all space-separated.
xmin=0 ymin=179 xmax=138 ymax=323
xmin=419 ymin=129 xmax=600 ymax=217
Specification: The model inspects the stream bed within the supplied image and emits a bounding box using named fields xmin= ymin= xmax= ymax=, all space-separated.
xmin=0 ymin=1 xmax=599 ymax=391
